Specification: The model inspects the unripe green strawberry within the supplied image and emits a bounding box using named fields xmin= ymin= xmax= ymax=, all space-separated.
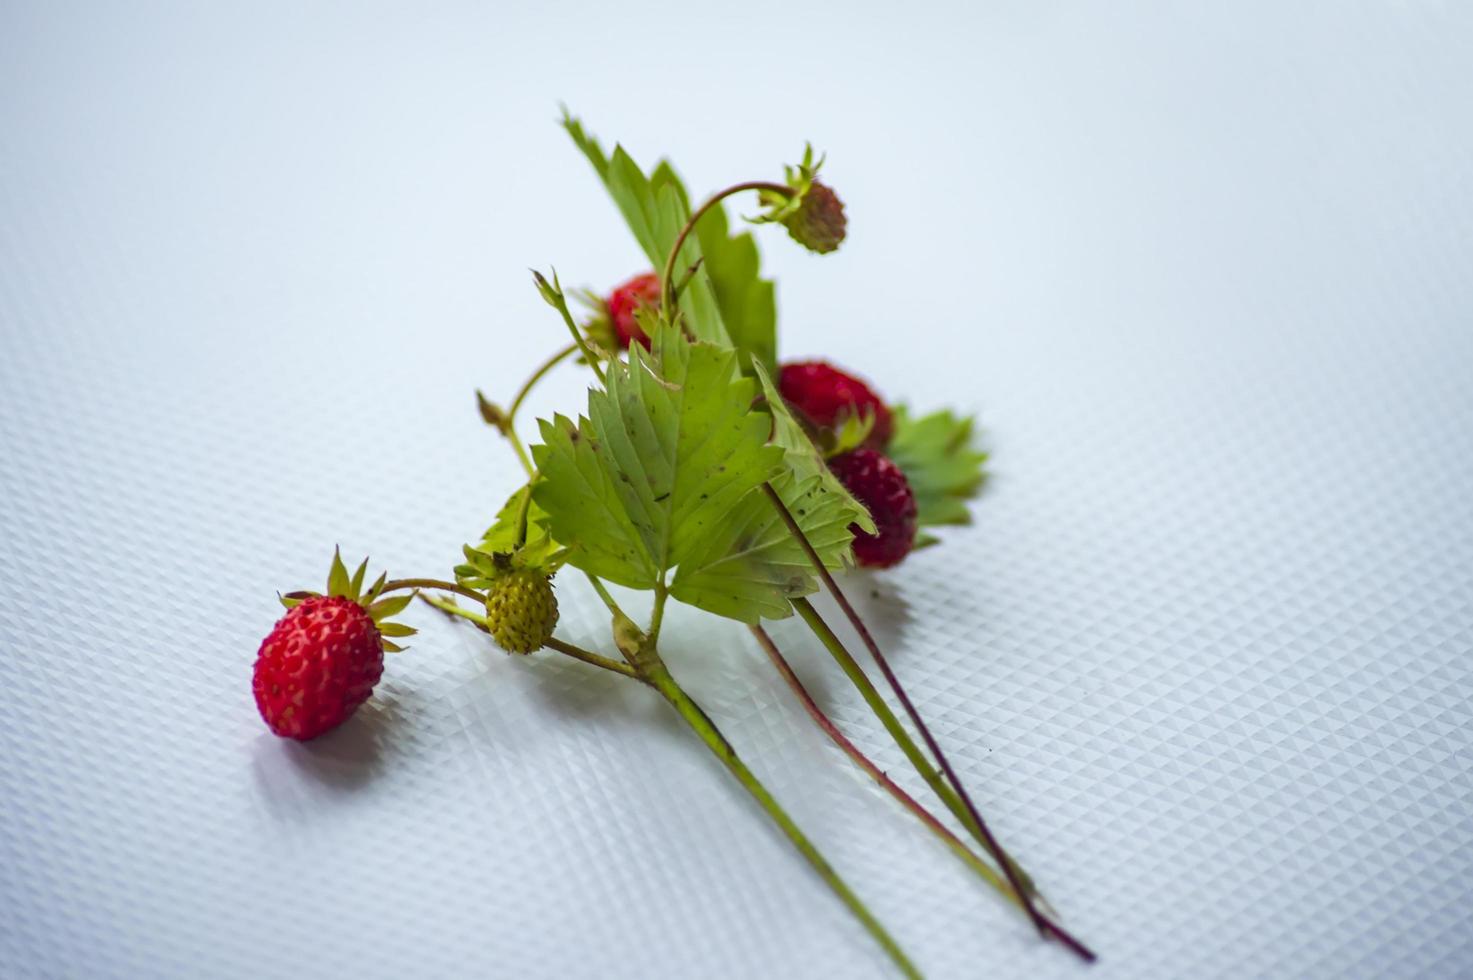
xmin=484 ymin=568 xmax=559 ymax=654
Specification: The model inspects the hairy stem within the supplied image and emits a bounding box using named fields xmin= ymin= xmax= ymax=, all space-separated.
xmin=642 ymin=652 xmax=921 ymax=980
xmin=660 ymin=180 xmax=793 ymax=312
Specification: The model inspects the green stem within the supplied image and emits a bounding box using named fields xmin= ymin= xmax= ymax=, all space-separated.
xmin=642 ymin=654 xmax=922 ymax=980
xmin=582 ymin=573 xmax=623 ymax=619
xmin=749 ymin=625 xmax=1016 ymax=902
xmin=535 ymin=271 xmax=607 ymax=385
xmin=494 ymin=403 xmax=636 ymax=631
xmin=760 ymin=478 xmax=1059 ymax=940
xmin=420 ymin=593 xmax=638 ymax=679
xmin=380 ymin=578 xmax=485 ymax=603
xmin=509 ymin=342 xmax=577 ymax=423
xmin=647 ymin=581 xmax=669 ymax=645
xmin=506 ymin=430 xmax=534 ymax=474
xmin=793 ymin=599 xmax=1094 ymax=961
xmin=513 ymin=482 xmax=534 ymax=549
xmin=660 ymin=180 xmax=793 ymax=313
xmin=792 ymin=597 xmax=963 ymax=827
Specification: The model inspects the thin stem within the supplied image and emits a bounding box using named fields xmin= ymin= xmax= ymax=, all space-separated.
xmin=647 ymin=581 xmax=669 ymax=645
xmin=584 ymin=574 xmax=624 ymax=619
xmin=790 ymin=598 xmax=1094 ymax=962
xmin=792 ymin=597 xmax=963 ymax=827
xmin=492 ymin=402 xmax=637 ymax=632
xmin=513 ymin=483 xmax=534 ymax=549
xmin=509 ymin=342 xmax=577 ymax=423
xmin=661 ymin=180 xmax=793 ymax=312
xmin=764 ymin=486 xmax=1070 ymax=952
xmin=505 ymin=429 xmax=534 ymax=474
xmin=538 ymin=273 xmax=606 ymax=385
xmin=381 ymin=578 xmax=485 ymax=603
xmin=419 ymin=593 xmax=638 ymax=679
xmin=749 ymin=625 xmax=1013 ymax=899
xmin=544 ymin=636 xmax=641 ymax=679
xmin=642 ymin=655 xmax=921 ymax=980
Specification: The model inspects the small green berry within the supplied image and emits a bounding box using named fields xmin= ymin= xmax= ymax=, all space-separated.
xmin=484 ymin=568 xmax=559 ymax=654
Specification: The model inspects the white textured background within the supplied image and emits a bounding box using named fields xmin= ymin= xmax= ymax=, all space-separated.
xmin=2 ymin=3 xmax=1471 ymax=978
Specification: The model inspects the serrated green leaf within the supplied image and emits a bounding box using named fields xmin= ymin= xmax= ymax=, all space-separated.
xmin=754 ymin=360 xmax=875 ymax=536
xmin=326 ymin=548 xmax=350 ymax=598
xmin=666 ymin=361 xmax=875 ymax=623
xmin=561 ymin=112 xmax=729 ymax=348
xmin=887 ymin=406 xmax=989 ymax=528
xmin=477 ymin=483 xmax=561 ymax=570
xmin=532 ymin=324 xmax=783 ymax=593
xmin=692 ymin=199 xmax=778 ymax=373
xmin=531 ymin=412 xmax=659 ymax=588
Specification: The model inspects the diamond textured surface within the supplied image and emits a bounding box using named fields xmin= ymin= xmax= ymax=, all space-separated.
xmin=2 ymin=4 xmax=1471 ymax=978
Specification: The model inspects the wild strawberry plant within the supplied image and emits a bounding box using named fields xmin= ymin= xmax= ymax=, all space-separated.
xmin=251 ymin=110 xmax=1093 ymax=976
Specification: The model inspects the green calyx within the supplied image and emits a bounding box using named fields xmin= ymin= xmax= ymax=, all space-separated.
xmin=754 ymin=145 xmax=847 ymax=254
xmin=278 ymin=548 xmax=419 ymax=652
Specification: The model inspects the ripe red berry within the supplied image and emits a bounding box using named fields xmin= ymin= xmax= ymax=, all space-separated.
xmin=253 ymin=595 xmax=385 ymax=740
xmin=779 ymin=361 xmax=893 ymax=448
xmin=607 ymin=272 xmax=662 ymax=349
xmin=829 ymin=448 xmax=918 ymax=569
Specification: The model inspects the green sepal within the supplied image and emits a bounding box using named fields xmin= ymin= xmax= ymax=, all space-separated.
xmin=326 ymin=547 xmax=351 ymax=599
xmin=751 ymin=144 xmax=822 ymax=226
xmin=887 ymin=406 xmax=989 ymax=528
xmin=294 ymin=550 xmax=420 ymax=651
xmin=822 ymin=409 xmax=878 ymax=458
xmin=377 ymin=622 xmax=418 ymax=639
xmin=369 ymin=593 xmax=415 ymax=620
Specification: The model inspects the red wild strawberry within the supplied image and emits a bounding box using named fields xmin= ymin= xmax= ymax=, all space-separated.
xmin=252 ymin=551 xmax=416 ymax=740
xmin=829 ymin=448 xmax=918 ymax=569
xmin=779 ymin=361 xmax=894 ymax=448
xmin=253 ymin=596 xmax=383 ymax=740
xmin=607 ymin=272 xmax=662 ymax=349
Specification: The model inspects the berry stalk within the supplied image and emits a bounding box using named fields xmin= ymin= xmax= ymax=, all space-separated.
xmin=420 ymin=594 xmax=637 ymax=679
xmin=750 ymin=624 xmax=1021 ymax=901
xmin=660 ymin=180 xmax=793 ymax=313
xmin=638 ymin=647 xmax=922 ymax=980
xmin=764 ymin=485 xmax=1092 ymax=958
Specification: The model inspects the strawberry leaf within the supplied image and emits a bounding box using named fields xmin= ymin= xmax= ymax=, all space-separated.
xmin=475 ymin=483 xmax=563 ymax=570
xmin=666 ymin=361 xmax=874 ymax=623
xmin=531 ymin=322 xmax=783 ymax=593
xmin=561 ymin=111 xmax=728 ymax=347
xmin=692 ymin=199 xmax=777 ymax=374
xmin=887 ymin=406 xmax=989 ymax=527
